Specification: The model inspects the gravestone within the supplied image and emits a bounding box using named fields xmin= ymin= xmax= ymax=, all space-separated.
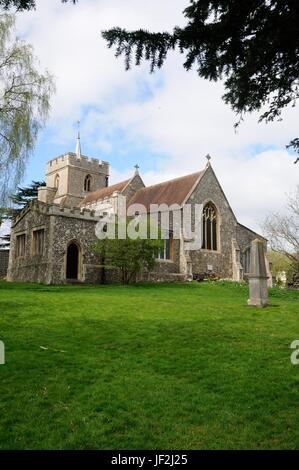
xmin=247 ymin=239 xmax=269 ymax=307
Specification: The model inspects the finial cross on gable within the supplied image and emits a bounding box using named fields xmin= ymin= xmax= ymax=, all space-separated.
xmin=134 ymin=164 xmax=140 ymax=172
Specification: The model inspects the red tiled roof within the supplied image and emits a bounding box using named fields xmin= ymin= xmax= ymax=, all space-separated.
xmin=80 ymin=179 xmax=130 ymax=205
xmin=129 ymin=171 xmax=204 ymax=211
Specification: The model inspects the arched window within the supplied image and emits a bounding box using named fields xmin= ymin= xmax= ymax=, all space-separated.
xmin=84 ymin=175 xmax=92 ymax=192
xmin=202 ymin=203 xmax=218 ymax=251
xmin=243 ymin=247 xmax=251 ymax=274
xmin=105 ymin=176 xmax=109 ymax=188
xmin=54 ymin=174 xmax=60 ymax=189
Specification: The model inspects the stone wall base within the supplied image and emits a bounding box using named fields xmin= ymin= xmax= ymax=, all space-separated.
xmin=0 ymin=250 xmax=9 ymax=278
xmin=144 ymin=272 xmax=187 ymax=283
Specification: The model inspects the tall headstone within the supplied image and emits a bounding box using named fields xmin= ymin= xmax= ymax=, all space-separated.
xmin=247 ymin=239 xmax=269 ymax=307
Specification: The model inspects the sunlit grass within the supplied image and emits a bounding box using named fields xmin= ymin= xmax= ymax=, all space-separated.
xmin=0 ymin=280 xmax=298 ymax=449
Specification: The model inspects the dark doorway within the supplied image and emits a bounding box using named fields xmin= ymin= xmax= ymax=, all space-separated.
xmin=66 ymin=243 xmax=79 ymax=280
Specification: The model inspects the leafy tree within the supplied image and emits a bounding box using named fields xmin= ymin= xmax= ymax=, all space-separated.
xmin=0 ymin=180 xmax=45 ymax=248
xmin=0 ymin=0 xmax=35 ymax=9
xmin=9 ymin=179 xmax=45 ymax=213
xmin=102 ymin=0 xmax=299 ymax=159
xmin=6 ymin=1 xmax=299 ymax=158
xmin=93 ymin=218 xmax=163 ymax=284
xmin=0 ymin=0 xmax=76 ymax=10
xmin=0 ymin=14 xmax=55 ymax=204
xmin=266 ymin=251 xmax=293 ymax=284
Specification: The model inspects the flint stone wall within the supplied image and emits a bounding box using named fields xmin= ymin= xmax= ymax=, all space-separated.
xmin=8 ymin=202 xmax=102 ymax=284
xmin=7 ymin=204 xmax=52 ymax=283
xmin=186 ymin=166 xmax=237 ymax=278
xmin=0 ymin=250 xmax=9 ymax=278
xmin=236 ymin=222 xmax=267 ymax=252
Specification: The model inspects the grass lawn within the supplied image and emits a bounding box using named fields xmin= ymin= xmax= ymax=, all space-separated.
xmin=0 ymin=280 xmax=298 ymax=450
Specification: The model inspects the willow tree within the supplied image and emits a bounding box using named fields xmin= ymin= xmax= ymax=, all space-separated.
xmin=0 ymin=14 xmax=55 ymax=204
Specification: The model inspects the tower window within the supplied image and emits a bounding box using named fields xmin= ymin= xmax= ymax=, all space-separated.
xmin=54 ymin=174 xmax=60 ymax=189
xmin=105 ymin=176 xmax=109 ymax=188
xmin=84 ymin=175 xmax=92 ymax=192
xmin=202 ymin=203 xmax=218 ymax=251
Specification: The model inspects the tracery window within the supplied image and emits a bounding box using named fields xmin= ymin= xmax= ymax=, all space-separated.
xmin=202 ymin=203 xmax=218 ymax=251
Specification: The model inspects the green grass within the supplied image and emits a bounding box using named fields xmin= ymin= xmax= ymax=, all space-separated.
xmin=0 ymin=280 xmax=298 ymax=450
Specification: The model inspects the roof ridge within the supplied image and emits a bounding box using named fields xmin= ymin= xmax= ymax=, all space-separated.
xmin=237 ymin=222 xmax=266 ymax=240
xmin=138 ymin=170 xmax=204 ymax=192
xmin=122 ymin=174 xmax=135 ymax=191
xmin=89 ymin=178 xmax=130 ymax=195
xmin=129 ymin=169 xmax=205 ymax=209
xmin=103 ymin=177 xmax=130 ymax=189
xmin=80 ymin=177 xmax=132 ymax=206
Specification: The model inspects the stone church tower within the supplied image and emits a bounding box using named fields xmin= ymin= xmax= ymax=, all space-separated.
xmin=38 ymin=133 xmax=109 ymax=208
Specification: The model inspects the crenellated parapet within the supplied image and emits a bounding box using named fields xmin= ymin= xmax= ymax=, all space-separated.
xmin=47 ymin=152 xmax=109 ymax=175
xmin=12 ymin=199 xmax=100 ymax=227
xmin=48 ymin=204 xmax=99 ymax=221
xmin=43 ymin=152 xmax=110 ymax=207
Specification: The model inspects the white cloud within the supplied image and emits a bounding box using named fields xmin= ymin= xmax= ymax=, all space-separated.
xmin=15 ymin=0 xmax=187 ymax=122
xmin=13 ymin=0 xmax=299 ymax=233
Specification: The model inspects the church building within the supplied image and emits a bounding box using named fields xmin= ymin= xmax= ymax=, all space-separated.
xmin=7 ymin=137 xmax=271 ymax=284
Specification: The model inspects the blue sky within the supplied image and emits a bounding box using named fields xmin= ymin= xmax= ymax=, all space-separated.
xmin=25 ymin=117 xmax=168 ymax=183
xmin=7 ymin=0 xmax=298 ymax=234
